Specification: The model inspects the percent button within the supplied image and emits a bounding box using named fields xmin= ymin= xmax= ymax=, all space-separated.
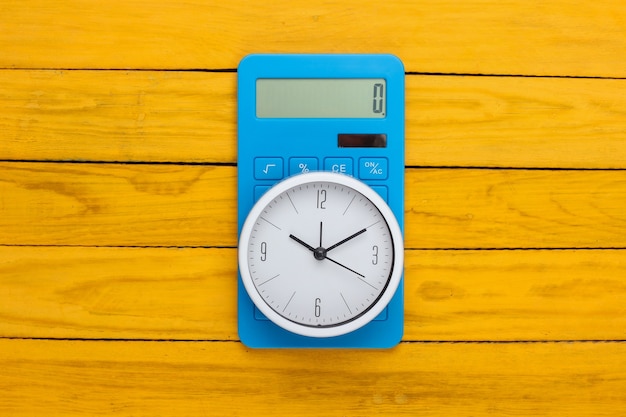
xmin=289 ymin=157 xmax=318 ymax=175
xmin=359 ymin=158 xmax=388 ymax=180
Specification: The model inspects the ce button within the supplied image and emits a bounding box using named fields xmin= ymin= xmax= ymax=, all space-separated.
xmin=324 ymin=158 xmax=353 ymax=175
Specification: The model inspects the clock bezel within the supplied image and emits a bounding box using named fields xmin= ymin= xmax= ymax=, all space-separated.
xmin=238 ymin=171 xmax=404 ymax=338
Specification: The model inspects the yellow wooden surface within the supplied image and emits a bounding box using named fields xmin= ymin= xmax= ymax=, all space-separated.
xmin=2 ymin=339 xmax=626 ymax=416
xmin=1 ymin=1 xmax=626 ymax=416
xmin=1 ymin=247 xmax=625 ymax=342
xmin=3 ymin=71 xmax=626 ymax=168
xmin=2 ymin=163 xmax=626 ymax=248
xmin=2 ymin=1 xmax=626 ymax=78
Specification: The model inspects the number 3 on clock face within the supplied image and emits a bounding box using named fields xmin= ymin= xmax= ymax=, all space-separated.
xmin=238 ymin=172 xmax=404 ymax=339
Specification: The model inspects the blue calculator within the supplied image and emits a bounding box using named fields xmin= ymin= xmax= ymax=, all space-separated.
xmin=237 ymin=54 xmax=405 ymax=348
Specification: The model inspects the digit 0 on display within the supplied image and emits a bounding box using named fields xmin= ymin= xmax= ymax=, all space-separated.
xmin=372 ymin=82 xmax=384 ymax=114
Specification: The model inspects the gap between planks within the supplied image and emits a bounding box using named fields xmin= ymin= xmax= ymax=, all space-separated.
xmin=1 ymin=337 xmax=625 ymax=344
xmin=2 ymin=67 xmax=626 ymax=80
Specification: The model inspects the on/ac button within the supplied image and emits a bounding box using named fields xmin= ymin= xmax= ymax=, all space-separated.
xmin=359 ymin=158 xmax=388 ymax=180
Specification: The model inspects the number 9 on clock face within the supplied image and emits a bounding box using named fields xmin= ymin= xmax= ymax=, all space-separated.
xmin=238 ymin=172 xmax=404 ymax=338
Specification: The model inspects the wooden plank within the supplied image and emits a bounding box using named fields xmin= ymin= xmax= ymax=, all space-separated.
xmin=3 ymin=70 xmax=626 ymax=168
xmin=1 ymin=163 xmax=626 ymax=248
xmin=1 ymin=247 xmax=625 ymax=341
xmin=1 ymin=339 xmax=625 ymax=416
xmin=408 ymin=75 xmax=626 ymax=169
xmin=0 ymin=247 xmax=238 ymax=341
xmin=0 ymin=162 xmax=236 ymax=247
xmin=2 ymin=1 xmax=626 ymax=77
xmin=406 ymin=168 xmax=626 ymax=249
xmin=0 ymin=70 xmax=237 ymax=164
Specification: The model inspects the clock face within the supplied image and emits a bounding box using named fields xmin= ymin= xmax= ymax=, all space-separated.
xmin=238 ymin=172 xmax=403 ymax=338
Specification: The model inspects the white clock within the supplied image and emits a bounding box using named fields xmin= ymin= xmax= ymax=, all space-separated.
xmin=238 ymin=171 xmax=404 ymax=338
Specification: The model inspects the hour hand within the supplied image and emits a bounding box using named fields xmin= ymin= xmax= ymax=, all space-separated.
xmin=289 ymin=234 xmax=315 ymax=252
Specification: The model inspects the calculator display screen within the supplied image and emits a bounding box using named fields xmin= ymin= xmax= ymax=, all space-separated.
xmin=256 ymin=79 xmax=386 ymax=119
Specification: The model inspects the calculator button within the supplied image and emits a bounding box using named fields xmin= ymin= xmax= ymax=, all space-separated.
xmin=359 ymin=158 xmax=388 ymax=180
xmin=254 ymin=158 xmax=283 ymax=180
xmin=370 ymin=185 xmax=388 ymax=202
xmin=324 ymin=158 xmax=353 ymax=175
xmin=254 ymin=185 xmax=272 ymax=202
xmin=254 ymin=306 xmax=269 ymax=320
xmin=289 ymin=157 xmax=318 ymax=175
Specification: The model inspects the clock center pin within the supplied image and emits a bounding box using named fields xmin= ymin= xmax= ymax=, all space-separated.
xmin=313 ymin=246 xmax=327 ymax=261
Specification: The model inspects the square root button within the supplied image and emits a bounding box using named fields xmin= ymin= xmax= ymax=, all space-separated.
xmin=359 ymin=158 xmax=388 ymax=180
xmin=254 ymin=157 xmax=283 ymax=180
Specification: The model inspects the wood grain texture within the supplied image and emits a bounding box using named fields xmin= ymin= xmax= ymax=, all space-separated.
xmin=1 ymin=1 xmax=626 ymax=77
xmin=1 ymin=247 xmax=625 ymax=341
xmin=407 ymin=168 xmax=626 ymax=249
xmin=2 ymin=70 xmax=626 ymax=168
xmin=1 ymin=163 xmax=626 ymax=248
xmin=0 ymin=162 xmax=236 ymax=247
xmin=2 ymin=0 xmax=626 ymax=414
xmin=2 ymin=339 xmax=625 ymax=416
xmin=0 ymin=70 xmax=236 ymax=163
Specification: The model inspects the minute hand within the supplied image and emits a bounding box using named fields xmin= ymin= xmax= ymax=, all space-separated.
xmin=326 ymin=228 xmax=367 ymax=252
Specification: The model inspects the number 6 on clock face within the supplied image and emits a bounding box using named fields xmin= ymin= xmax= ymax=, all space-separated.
xmin=238 ymin=172 xmax=403 ymax=338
